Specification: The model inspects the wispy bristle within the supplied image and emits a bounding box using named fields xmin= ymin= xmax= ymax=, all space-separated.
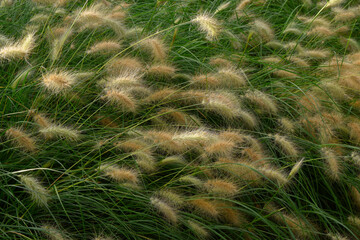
xmin=19 ymin=174 xmax=49 ymax=207
xmin=179 ymin=175 xmax=203 ymax=187
xmin=138 ymin=37 xmax=168 ymax=61
xmin=0 ymin=32 xmax=35 ymax=60
xmin=106 ymin=57 xmax=143 ymax=75
xmin=188 ymin=198 xmax=219 ymax=218
xmin=244 ymin=90 xmax=278 ymax=115
xmin=258 ymin=166 xmax=289 ymax=186
xmin=156 ymin=189 xmax=184 ymax=208
xmin=99 ymin=164 xmax=139 ymax=184
xmin=147 ymin=64 xmax=176 ymax=77
xmin=102 ymin=89 xmax=137 ymax=112
xmin=271 ymin=134 xmax=299 ymax=159
xmin=187 ymin=220 xmax=209 ymax=239
xmin=150 ymin=197 xmax=178 ymax=224
xmin=5 ymin=127 xmax=37 ymax=152
xmin=41 ymin=225 xmax=67 ymax=240
xmin=288 ymin=158 xmax=304 ymax=179
xmin=86 ymin=40 xmax=122 ymax=55
xmin=321 ymin=148 xmax=341 ymax=180
xmin=204 ymin=140 xmax=235 ymax=157
xmin=192 ymin=13 xmax=221 ymax=41
xmin=41 ymin=70 xmax=76 ymax=94
xmin=204 ymin=179 xmax=238 ymax=196
xmin=251 ymin=19 xmax=275 ymax=43
xmin=39 ymin=125 xmax=80 ymax=141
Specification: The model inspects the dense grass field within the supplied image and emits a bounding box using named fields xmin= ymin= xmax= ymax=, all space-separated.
xmin=1 ymin=0 xmax=360 ymax=239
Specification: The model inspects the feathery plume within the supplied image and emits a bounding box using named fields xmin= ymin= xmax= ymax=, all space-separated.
xmin=215 ymin=67 xmax=247 ymax=88
xmin=86 ymin=40 xmax=122 ymax=55
xmin=265 ymin=203 xmax=312 ymax=238
xmin=39 ymin=125 xmax=80 ymax=141
xmin=204 ymin=140 xmax=235 ymax=157
xmin=179 ymin=175 xmax=203 ymax=188
xmin=102 ymin=89 xmax=137 ymax=112
xmin=156 ymin=189 xmax=184 ymax=208
xmin=147 ymin=64 xmax=176 ymax=78
xmin=348 ymin=122 xmax=360 ymax=145
xmin=327 ymin=233 xmax=350 ymax=240
xmin=114 ymin=139 xmax=150 ymax=154
xmin=5 ymin=127 xmax=37 ymax=152
xmin=150 ymin=197 xmax=178 ymax=224
xmin=271 ymin=134 xmax=299 ymax=158
xmin=41 ymin=70 xmax=77 ymax=94
xmin=288 ymin=158 xmax=304 ymax=179
xmin=137 ymin=37 xmax=168 ymax=61
xmin=99 ymin=164 xmax=139 ymax=184
xmin=251 ymin=19 xmax=275 ymax=43
xmin=348 ymin=215 xmax=360 ymax=230
xmin=143 ymin=130 xmax=184 ymax=154
xmin=350 ymin=185 xmax=360 ymax=210
xmin=188 ymin=198 xmax=219 ymax=218
xmin=202 ymin=92 xmax=242 ymax=120
xmin=133 ymin=151 xmax=156 ymax=173
xmin=209 ymin=57 xmax=233 ymax=68
xmin=278 ymin=118 xmax=296 ymax=134
xmin=191 ymin=13 xmax=221 ymax=41
xmin=106 ymin=57 xmax=143 ymax=75
xmin=324 ymin=0 xmax=345 ymax=8
xmin=41 ymin=225 xmax=68 ymax=240
xmin=187 ymin=220 xmax=209 ymax=239
xmin=258 ymin=166 xmax=289 ymax=186
xmin=244 ymin=90 xmax=278 ymax=115
xmin=321 ymin=147 xmax=342 ymax=180
xmin=0 ymin=32 xmax=35 ymax=61
xmin=160 ymin=155 xmax=187 ymax=166
xmin=204 ymin=179 xmax=238 ymax=196
xmin=104 ymin=71 xmax=143 ymax=89
xmin=19 ymin=175 xmax=49 ymax=207
xmin=216 ymin=201 xmax=247 ymax=227
xmin=31 ymin=113 xmax=52 ymax=128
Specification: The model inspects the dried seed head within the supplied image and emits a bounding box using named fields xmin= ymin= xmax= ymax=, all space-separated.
xmin=271 ymin=134 xmax=299 ymax=158
xmin=99 ymin=164 xmax=139 ymax=184
xmin=288 ymin=158 xmax=304 ymax=179
xmin=188 ymin=198 xmax=219 ymax=218
xmin=244 ymin=90 xmax=278 ymax=115
xmin=41 ymin=225 xmax=68 ymax=240
xmin=204 ymin=179 xmax=238 ymax=196
xmin=102 ymin=89 xmax=137 ymax=112
xmin=39 ymin=125 xmax=80 ymax=141
xmin=19 ymin=175 xmax=49 ymax=207
xmin=251 ymin=19 xmax=275 ymax=43
xmin=192 ymin=13 xmax=221 ymax=41
xmin=106 ymin=57 xmax=143 ymax=75
xmin=0 ymin=32 xmax=36 ymax=60
xmin=138 ymin=37 xmax=168 ymax=61
xmin=150 ymin=197 xmax=178 ymax=224
xmin=187 ymin=220 xmax=209 ymax=239
xmin=86 ymin=40 xmax=122 ymax=55
xmin=5 ymin=127 xmax=37 ymax=152
xmin=321 ymin=147 xmax=342 ymax=181
xmin=41 ymin=70 xmax=76 ymax=94
xmin=147 ymin=64 xmax=176 ymax=77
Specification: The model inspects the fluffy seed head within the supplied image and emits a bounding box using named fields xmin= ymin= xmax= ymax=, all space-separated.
xmin=150 ymin=197 xmax=178 ymax=224
xmin=41 ymin=70 xmax=76 ymax=94
xmin=5 ymin=127 xmax=37 ymax=152
xmin=31 ymin=113 xmax=52 ymax=128
xmin=321 ymin=148 xmax=341 ymax=181
xmin=106 ymin=57 xmax=143 ymax=75
xmin=204 ymin=140 xmax=235 ymax=157
xmin=179 ymin=175 xmax=203 ymax=187
xmin=188 ymin=198 xmax=219 ymax=218
xmin=156 ymin=189 xmax=184 ymax=208
xmin=251 ymin=19 xmax=275 ymax=43
xmin=258 ymin=166 xmax=289 ymax=186
xmin=187 ymin=220 xmax=209 ymax=239
xmin=244 ymin=90 xmax=278 ymax=115
xmin=39 ymin=125 xmax=80 ymax=141
xmin=0 ymin=32 xmax=35 ymax=61
xmin=204 ymin=179 xmax=238 ymax=196
xmin=350 ymin=185 xmax=360 ymax=210
xmin=41 ymin=225 xmax=67 ymax=240
xmin=192 ymin=13 xmax=221 ymax=41
xmin=272 ymin=134 xmax=299 ymax=159
xmin=147 ymin=64 xmax=176 ymax=77
xmin=86 ymin=40 xmax=122 ymax=55
xmin=215 ymin=67 xmax=247 ymax=88
xmin=19 ymin=175 xmax=49 ymax=207
xmin=99 ymin=164 xmax=139 ymax=184
xmin=160 ymin=155 xmax=186 ymax=166
xmin=347 ymin=122 xmax=360 ymax=145
xmin=288 ymin=158 xmax=304 ymax=179
xmin=138 ymin=37 xmax=168 ymax=61
xmin=102 ymin=89 xmax=137 ymax=112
